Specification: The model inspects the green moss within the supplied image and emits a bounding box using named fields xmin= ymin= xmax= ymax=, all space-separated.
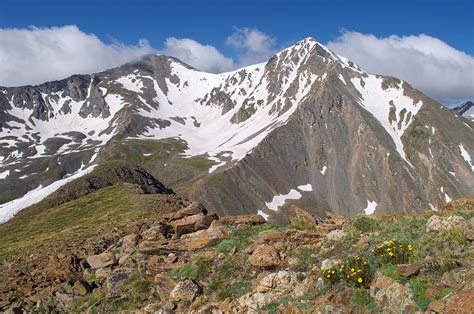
xmin=380 ymin=263 xmax=403 ymax=281
xmin=351 ymin=288 xmax=378 ymax=310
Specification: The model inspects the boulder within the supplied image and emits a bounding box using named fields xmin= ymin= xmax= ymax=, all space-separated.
xmin=169 ymin=279 xmax=202 ymax=302
xmin=396 ymin=257 xmax=436 ymax=277
xmin=249 ymin=244 xmax=281 ymax=269
xmin=326 ymin=229 xmax=347 ymax=241
xmin=256 ymin=270 xmax=294 ymax=293
xmin=171 ymin=202 xmax=207 ymax=220
xmin=444 ymin=288 xmax=474 ymax=313
xmin=121 ymin=234 xmax=139 ymax=252
xmin=170 ymin=213 xmax=216 ymax=238
xmin=141 ymin=223 xmax=173 ymax=241
xmin=426 ymin=215 xmax=444 ymax=232
xmin=86 ymin=252 xmax=115 ymax=269
xmin=238 ymin=292 xmax=272 ymax=309
xmin=370 ymin=275 xmax=415 ymax=312
xmin=288 ymin=205 xmax=318 ymax=226
xmin=106 ymin=268 xmax=134 ymax=298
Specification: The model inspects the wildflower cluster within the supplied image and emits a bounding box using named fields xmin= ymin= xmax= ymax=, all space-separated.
xmin=374 ymin=239 xmax=412 ymax=264
xmin=321 ymin=255 xmax=372 ymax=287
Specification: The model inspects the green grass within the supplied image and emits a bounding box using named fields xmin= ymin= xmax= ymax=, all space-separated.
xmin=290 ymin=246 xmax=318 ymax=272
xmin=216 ymin=224 xmax=276 ymax=252
xmin=410 ymin=278 xmax=432 ymax=310
xmin=0 ymin=183 xmax=172 ymax=259
xmin=168 ymin=257 xmax=212 ymax=280
xmin=217 ymin=281 xmax=252 ymax=301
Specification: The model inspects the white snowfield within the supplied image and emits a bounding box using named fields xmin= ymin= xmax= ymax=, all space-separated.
xmin=0 ymin=166 xmax=96 ymax=224
xmin=351 ymin=76 xmax=422 ymax=166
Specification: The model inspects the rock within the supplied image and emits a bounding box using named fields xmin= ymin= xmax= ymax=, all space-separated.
xmin=238 ymin=292 xmax=272 ymax=309
xmin=55 ymin=292 xmax=76 ymax=310
xmin=429 ymin=299 xmax=446 ymax=313
xmin=169 ymin=279 xmax=202 ymax=302
xmin=320 ymin=258 xmax=340 ymax=270
xmin=441 ymin=267 xmax=472 ymax=290
xmin=121 ymin=234 xmax=139 ymax=252
xmin=72 ymin=280 xmax=91 ymax=296
xmin=426 ymin=215 xmax=444 ymax=232
xmin=170 ymin=213 xmax=216 ymax=238
xmin=465 ymin=219 xmax=474 ymax=241
xmin=171 ymin=202 xmax=207 ymax=220
xmin=106 ymin=268 xmax=133 ymax=298
xmin=445 ymin=288 xmax=474 ymax=313
xmin=426 ymin=214 xmax=466 ymax=233
xmin=249 ymin=244 xmax=281 ymax=269
xmin=326 ymin=229 xmax=347 ymax=241
xmin=256 ymin=270 xmax=292 ymax=292
xmin=142 ymin=223 xmax=172 ymax=241
xmin=86 ymin=252 xmax=115 ymax=269
xmin=370 ymin=275 xmax=415 ymax=312
xmin=178 ymin=224 xmax=228 ymax=250
xmin=118 ymin=253 xmax=133 ymax=266
xmin=396 ymin=257 xmax=435 ymax=277
xmin=220 ymin=215 xmax=266 ymax=226
xmin=95 ymin=267 xmax=112 ymax=279
xmin=288 ymin=205 xmax=317 ymax=226
xmin=154 ymin=274 xmax=177 ymax=301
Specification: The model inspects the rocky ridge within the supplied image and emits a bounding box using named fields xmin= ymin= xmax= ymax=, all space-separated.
xmin=1 ymin=195 xmax=472 ymax=313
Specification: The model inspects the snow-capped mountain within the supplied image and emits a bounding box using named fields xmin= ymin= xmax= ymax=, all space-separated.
xmin=1 ymin=38 xmax=473 ymax=222
xmin=453 ymin=101 xmax=474 ymax=120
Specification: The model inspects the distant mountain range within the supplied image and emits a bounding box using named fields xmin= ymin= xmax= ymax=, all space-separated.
xmin=1 ymin=37 xmax=473 ymax=222
xmin=453 ymin=101 xmax=474 ymax=120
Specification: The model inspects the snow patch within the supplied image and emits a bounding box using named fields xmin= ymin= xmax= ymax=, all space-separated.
xmin=363 ymin=200 xmax=377 ymax=215
xmin=0 ymin=166 xmax=97 ymax=224
xmin=297 ymin=184 xmax=313 ymax=192
xmin=265 ymin=189 xmax=302 ymax=211
xmin=0 ymin=170 xmax=10 ymax=179
xmin=257 ymin=210 xmax=269 ymax=221
xmin=459 ymin=144 xmax=473 ymax=171
xmin=320 ymin=166 xmax=327 ymax=175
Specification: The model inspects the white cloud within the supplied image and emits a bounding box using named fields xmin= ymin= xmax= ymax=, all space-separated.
xmin=159 ymin=37 xmax=234 ymax=73
xmin=0 ymin=25 xmax=155 ymax=87
xmin=327 ymin=31 xmax=474 ymax=104
xmin=226 ymin=27 xmax=277 ymax=67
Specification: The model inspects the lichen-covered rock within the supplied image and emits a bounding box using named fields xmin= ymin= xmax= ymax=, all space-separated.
xmin=326 ymin=229 xmax=347 ymax=241
xmin=169 ymin=279 xmax=202 ymax=302
xmin=426 ymin=215 xmax=444 ymax=232
xmin=370 ymin=275 xmax=415 ymax=312
xmin=249 ymin=244 xmax=281 ymax=269
xmin=106 ymin=268 xmax=134 ymax=298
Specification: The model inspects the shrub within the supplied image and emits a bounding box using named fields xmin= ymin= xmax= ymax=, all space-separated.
xmin=374 ymin=239 xmax=412 ymax=264
xmin=413 ymin=227 xmax=467 ymax=260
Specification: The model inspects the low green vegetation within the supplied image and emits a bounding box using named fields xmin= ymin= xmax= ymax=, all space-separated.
xmin=168 ymin=257 xmax=212 ymax=280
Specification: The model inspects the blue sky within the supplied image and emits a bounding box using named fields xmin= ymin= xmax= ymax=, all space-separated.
xmin=1 ymin=0 xmax=473 ymax=105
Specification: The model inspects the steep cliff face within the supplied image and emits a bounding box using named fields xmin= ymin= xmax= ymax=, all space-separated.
xmin=1 ymin=38 xmax=473 ymax=221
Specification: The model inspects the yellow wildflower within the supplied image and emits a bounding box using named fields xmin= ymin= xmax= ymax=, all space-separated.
xmin=358 ymin=278 xmax=363 ymax=283
xmin=327 ymin=274 xmax=331 ymax=278
xmin=351 ymin=268 xmax=355 ymax=272
xmin=408 ymin=245 xmax=413 ymax=251
xmin=389 ymin=252 xmax=394 ymax=257
xmin=363 ymin=261 xmax=367 ymax=265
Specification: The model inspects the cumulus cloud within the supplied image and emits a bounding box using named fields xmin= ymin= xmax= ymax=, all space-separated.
xmin=0 ymin=25 xmax=155 ymax=87
xmin=226 ymin=27 xmax=277 ymax=67
xmin=327 ymin=31 xmax=474 ymax=104
xmin=159 ymin=37 xmax=234 ymax=73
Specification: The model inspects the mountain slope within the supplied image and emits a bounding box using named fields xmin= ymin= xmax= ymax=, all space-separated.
xmin=453 ymin=101 xmax=474 ymax=120
xmin=0 ymin=38 xmax=473 ymax=221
